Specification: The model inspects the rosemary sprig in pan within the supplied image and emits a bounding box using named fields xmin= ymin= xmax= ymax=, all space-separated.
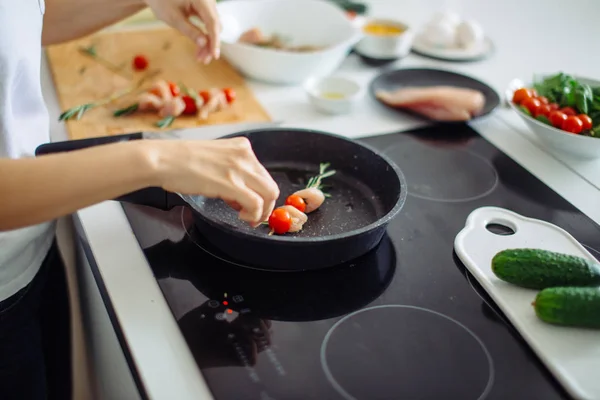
xmin=305 ymin=162 xmax=336 ymax=197
xmin=59 ymin=69 xmax=161 ymax=121
xmin=79 ymin=44 xmax=131 ymax=79
xmin=259 ymin=162 xmax=336 ymax=227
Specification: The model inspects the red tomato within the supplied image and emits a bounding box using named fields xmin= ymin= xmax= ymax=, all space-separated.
xmin=536 ymin=96 xmax=549 ymax=105
xmin=132 ymin=55 xmax=148 ymax=71
xmin=512 ymin=88 xmax=534 ymax=104
xmin=522 ymin=97 xmax=542 ymax=116
xmin=223 ymin=88 xmax=236 ymax=104
xmin=268 ymin=208 xmax=292 ymax=234
xmin=199 ymin=90 xmax=211 ymax=103
xmin=535 ymin=104 xmax=552 ymax=118
xmin=548 ymin=103 xmax=559 ymax=111
xmin=285 ymin=194 xmax=306 ymax=213
xmin=562 ymin=116 xmax=583 ymax=134
xmin=548 ymin=111 xmax=568 ymax=128
xmin=346 ymin=10 xmax=357 ymax=19
xmin=182 ymin=95 xmax=197 ymax=114
xmin=560 ymin=107 xmax=576 ymax=116
xmin=168 ymin=82 xmax=180 ymax=97
xmin=578 ymin=114 xmax=593 ymax=130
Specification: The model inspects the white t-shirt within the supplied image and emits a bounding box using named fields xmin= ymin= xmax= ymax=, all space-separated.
xmin=0 ymin=0 xmax=56 ymax=301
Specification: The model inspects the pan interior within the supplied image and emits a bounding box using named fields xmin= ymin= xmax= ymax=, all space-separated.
xmin=195 ymin=161 xmax=385 ymax=238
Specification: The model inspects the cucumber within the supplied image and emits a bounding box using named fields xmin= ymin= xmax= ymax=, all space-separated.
xmin=491 ymin=248 xmax=600 ymax=290
xmin=533 ymin=287 xmax=600 ymax=329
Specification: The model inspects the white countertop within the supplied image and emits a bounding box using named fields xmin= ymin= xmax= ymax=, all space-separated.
xmin=41 ymin=0 xmax=600 ymax=399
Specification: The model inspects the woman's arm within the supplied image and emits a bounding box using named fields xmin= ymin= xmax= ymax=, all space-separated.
xmin=0 ymin=138 xmax=279 ymax=231
xmin=42 ymin=0 xmax=147 ymax=46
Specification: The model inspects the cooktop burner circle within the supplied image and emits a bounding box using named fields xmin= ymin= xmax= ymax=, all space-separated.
xmin=384 ymin=140 xmax=498 ymax=202
xmin=321 ymin=305 xmax=494 ymax=400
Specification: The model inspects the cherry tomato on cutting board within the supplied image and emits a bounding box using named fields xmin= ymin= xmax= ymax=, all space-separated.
xmin=223 ymin=88 xmax=236 ymax=104
xmin=268 ymin=208 xmax=292 ymax=234
xmin=578 ymin=114 xmax=593 ymax=131
xmin=182 ymin=96 xmax=197 ymax=114
xmin=562 ymin=116 xmax=583 ymax=134
xmin=549 ymin=111 xmax=568 ymax=128
xmin=132 ymin=55 xmax=148 ymax=71
xmin=199 ymin=90 xmax=211 ymax=104
xmin=149 ymin=82 xmax=180 ymax=98
xmin=285 ymin=194 xmax=306 ymax=213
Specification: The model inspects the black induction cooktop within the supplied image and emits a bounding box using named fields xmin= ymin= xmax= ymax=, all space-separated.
xmin=121 ymin=124 xmax=600 ymax=400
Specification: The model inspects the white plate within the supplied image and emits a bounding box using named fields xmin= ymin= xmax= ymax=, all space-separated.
xmin=454 ymin=206 xmax=600 ymax=400
xmin=411 ymin=34 xmax=494 ymax=62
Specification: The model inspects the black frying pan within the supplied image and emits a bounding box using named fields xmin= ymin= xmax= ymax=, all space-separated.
xmin=36 ymin=128 xmax=407 ymax=271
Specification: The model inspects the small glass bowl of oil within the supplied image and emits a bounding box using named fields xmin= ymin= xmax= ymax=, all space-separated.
xmin=304 ymin=76 xmax=364 ymax=115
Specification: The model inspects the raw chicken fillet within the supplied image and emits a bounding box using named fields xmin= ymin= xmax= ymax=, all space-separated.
xmin=375 ymin=86 xmax=485 ymax=121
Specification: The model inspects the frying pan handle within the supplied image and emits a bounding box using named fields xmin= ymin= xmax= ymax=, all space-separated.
xmin=35 ymin=132 xmax=144 ymax=155
xmin=34 ymin=133 xmax=186 ymax=211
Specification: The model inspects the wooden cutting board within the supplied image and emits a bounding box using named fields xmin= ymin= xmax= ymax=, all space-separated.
xmin=45 ymin=26 xmax=271 ymax=140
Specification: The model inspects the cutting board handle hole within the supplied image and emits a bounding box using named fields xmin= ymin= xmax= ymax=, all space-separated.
xmin=485 ymin=221 xmax=516 ymax=236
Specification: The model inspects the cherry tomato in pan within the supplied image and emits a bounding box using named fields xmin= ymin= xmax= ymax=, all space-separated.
xmin=560 ymin=107 xmax=577 ymax=117
xmin=512 ymin=88 xmax=534 ymax=104
xmin=285 ymin=194 xmax=306 ymax=213
xmin=182 ymin=95 xmax=197 ymax=114
xmin=578 ymin=114 xmax=593 ymax=131
xmin=268 ymin=208 xmax=292 ymax=234
xmin=223 ymin=88 xmax=237 ymax=104
xmin=132 ymin=55 xmax=148 ymax=71
xmin=548 ymin=111 xmax=568 ymax=128
xmin=522 ymin=97 xmax=542 ymax=116
xmin=562 ymin=116 xmax=583 ymax=134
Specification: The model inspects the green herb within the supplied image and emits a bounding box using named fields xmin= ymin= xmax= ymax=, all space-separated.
xmin=79 ymin=44 xmax=131 ymax=79
xmin=59 ymin=103 xmax=95 ymax=121
xmin=155 ymin=116 xmax=175 ymax=129
xmin=532 ymin=72 xmax=599 ymax=116
xmin=113 ymin=103 xmax=139 ymax=117
xmin=58 ymin=69 xmax=160 ymax=121
xmin=536 ymin=115 xmax=551 ymax=126
xmin=306 ymin=162 xmax=336 ymax=197
xmin=519 ymin=105 xmax=531 ymax=116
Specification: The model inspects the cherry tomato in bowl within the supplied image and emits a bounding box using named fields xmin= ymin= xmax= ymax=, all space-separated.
xmin=562 ymin=116 xmax=583 ymax=134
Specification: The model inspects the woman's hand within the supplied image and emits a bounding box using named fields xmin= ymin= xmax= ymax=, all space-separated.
xmin=143 ymin=0 xmax=221 ymax=64
xmin=144 ymin=137 xmax=279 ymax=225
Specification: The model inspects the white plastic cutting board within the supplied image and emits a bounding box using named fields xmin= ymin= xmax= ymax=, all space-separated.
xmin=454 ymin=206 xmax=600 ymax=400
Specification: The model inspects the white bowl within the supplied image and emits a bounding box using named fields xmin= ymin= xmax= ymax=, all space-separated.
xmin=216 ymin=0 xmax=362 ymax=85
xmin=506 ymin=76 xmax=600 ymax=160
xmin=304 ymin=76 xmax=364 ymax=114
xmin=354 ymin=18 xmax=415 ymax=60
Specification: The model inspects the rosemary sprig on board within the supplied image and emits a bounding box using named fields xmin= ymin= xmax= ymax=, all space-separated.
xmin=155 ymin=115 xmax=175 ymax=129
xmin=78 ymin=44 xmax=131 ymax=79
xmin=58 ymin=69 xmax=161 ymax=121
